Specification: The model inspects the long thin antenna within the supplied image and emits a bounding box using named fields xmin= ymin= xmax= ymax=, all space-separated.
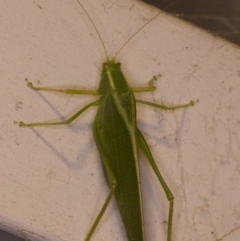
xmin=75 ymin=0 xmax=109 ymax=60
xmin=114 ymin=0 xmax=179 ymax=59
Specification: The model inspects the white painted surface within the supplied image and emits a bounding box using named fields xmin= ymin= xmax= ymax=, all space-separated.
xmin=0 ymin=0 xmax=240 ymax=240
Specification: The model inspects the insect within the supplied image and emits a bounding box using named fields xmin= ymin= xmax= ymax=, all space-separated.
xmin=15 ymin=0 xmax=197 ymax=240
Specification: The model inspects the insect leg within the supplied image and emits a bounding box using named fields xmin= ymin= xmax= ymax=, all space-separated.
xmin=131 ymin=75 xmax=159 ymax=93
xmin=84 ymin=184 xmax=116 ymax=241
xmin=15 ymin=100 xmax=99 ymax=127
xmin=25 ymin=78 xmax=99 ymax=96
xmin=86 ymin=122 xmax=119 ymax=241
xmin=137 ymin=128 xmax=173 ymax=241
xmin=136 ymin=99 xmax=197 ymax=110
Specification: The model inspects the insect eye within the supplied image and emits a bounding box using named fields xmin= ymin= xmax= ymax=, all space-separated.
xmin=103 ymin=62 xmax=108 ymax=67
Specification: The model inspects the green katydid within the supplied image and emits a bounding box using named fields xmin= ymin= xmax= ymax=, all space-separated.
xmin=15 ymin=0 xmax=197 ymax=240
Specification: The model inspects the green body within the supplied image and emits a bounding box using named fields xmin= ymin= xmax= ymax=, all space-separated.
xmin=93 ymin=60 xmax=144 ymax=240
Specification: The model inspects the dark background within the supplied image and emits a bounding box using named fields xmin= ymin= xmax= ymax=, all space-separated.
xmin=1 ymin=0 xmax=239 ymax=240
xmin=144 ymin=0 xmax=240 ymax=45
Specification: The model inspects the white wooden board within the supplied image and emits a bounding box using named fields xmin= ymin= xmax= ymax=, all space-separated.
xmin=0 ymin=0 xmax=240 ymax=240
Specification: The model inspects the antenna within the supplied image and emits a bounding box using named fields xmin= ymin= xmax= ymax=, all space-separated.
xmin=75 ymin=0 xmax=109 ymax=60
xmin=114 ymin=0 xmax=179 ymax=59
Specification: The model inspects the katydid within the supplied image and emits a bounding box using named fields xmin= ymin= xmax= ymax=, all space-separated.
xmin=15 ymin=0 xmax=197 ymax=240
